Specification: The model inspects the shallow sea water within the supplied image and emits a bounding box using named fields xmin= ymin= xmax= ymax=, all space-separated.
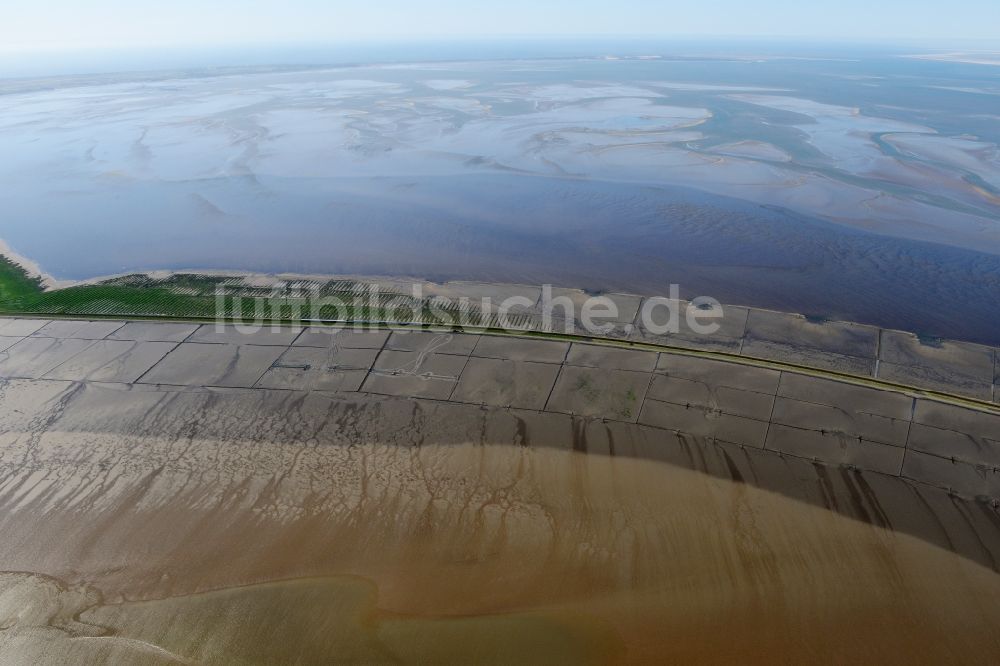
xmin=1 ymin=47 xmax=999 ymax=340
xmin=3 ymin=441 xmax=1000 ymax=664
xmin=0 ymin=379 xmax=998 ymax=664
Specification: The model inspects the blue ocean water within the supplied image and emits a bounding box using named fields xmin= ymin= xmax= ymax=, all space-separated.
xmin=1 ymin=40 xmax=998 ymax=341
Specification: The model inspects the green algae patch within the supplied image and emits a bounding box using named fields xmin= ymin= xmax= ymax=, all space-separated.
xmin=0 ymin=256 xmax=44 ymax=302
xmin=0 ymin=261 xmax=512 ymax=329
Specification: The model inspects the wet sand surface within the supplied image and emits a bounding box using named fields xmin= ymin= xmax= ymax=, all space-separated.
xmin=1 ymin=379 xmax=999 ymax=664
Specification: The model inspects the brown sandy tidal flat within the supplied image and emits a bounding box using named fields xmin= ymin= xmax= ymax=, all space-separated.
xmin=0 ymin=381 xmax=999 ymax=664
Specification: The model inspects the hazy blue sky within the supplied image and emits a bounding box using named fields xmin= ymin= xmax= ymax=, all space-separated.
xmin=3 ymin=0 xmax=999 ymax=50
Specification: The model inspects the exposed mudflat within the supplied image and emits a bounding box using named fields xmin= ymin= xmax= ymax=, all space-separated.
xmin=0 ymin=379 xmax=998 ymax=664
